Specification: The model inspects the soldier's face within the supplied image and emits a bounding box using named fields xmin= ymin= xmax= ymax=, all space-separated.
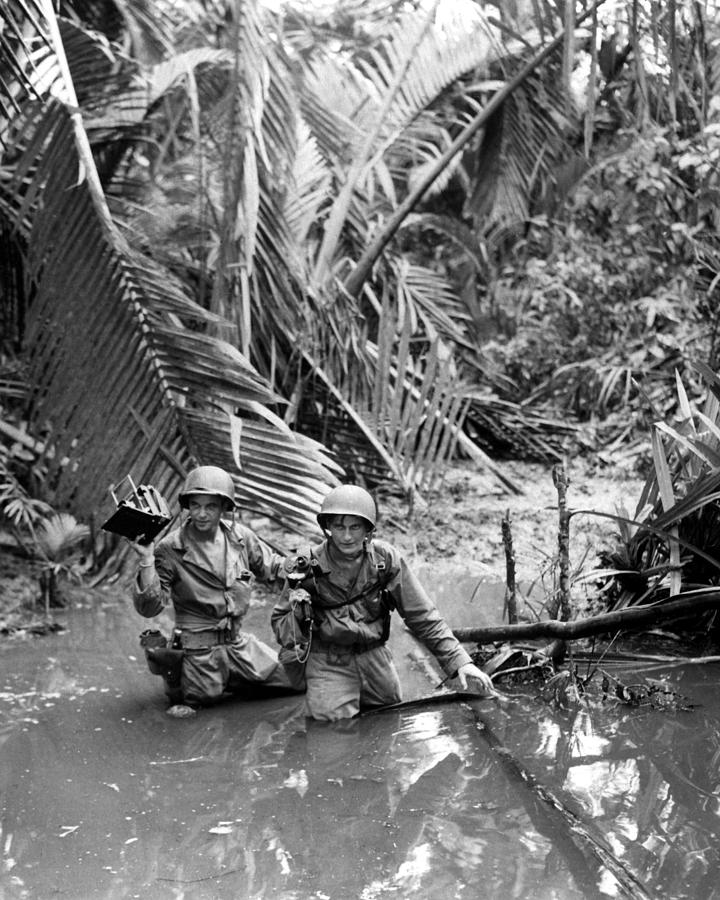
xmin=327 ymin=515 xmax=368 ymax=558
xmin=187 ymin=495 xmax=223 ymax=534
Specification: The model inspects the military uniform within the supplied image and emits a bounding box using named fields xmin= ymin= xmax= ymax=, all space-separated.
xmin=271 ymin=538 xmax=472 ymax=720
xmin=134 ymin=518 xmax=293 ymax=706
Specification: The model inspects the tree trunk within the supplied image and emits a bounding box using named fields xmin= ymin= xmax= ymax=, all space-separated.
xmin=453 ymin=589 xmax=720 ymax=645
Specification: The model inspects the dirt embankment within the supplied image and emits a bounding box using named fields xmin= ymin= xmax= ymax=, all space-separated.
xmin=377 ymin=458 xmax=645 ymax=584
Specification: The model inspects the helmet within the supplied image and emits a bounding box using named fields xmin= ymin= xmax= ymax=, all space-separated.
xmin=178 ymin=466 xmax=236 ymax=510
xmin=317 ymin=485 xmax=376 ymax=531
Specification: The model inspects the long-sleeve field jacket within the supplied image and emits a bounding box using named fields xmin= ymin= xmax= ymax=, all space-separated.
xmin=271 ymin=538 xmax=471 ymax=678
xmin=133 ymin=519 xmax=284 ymax=633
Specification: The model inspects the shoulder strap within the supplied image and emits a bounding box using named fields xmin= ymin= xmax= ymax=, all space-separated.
xmin=371 ymin=542 xmax=393 ymax=587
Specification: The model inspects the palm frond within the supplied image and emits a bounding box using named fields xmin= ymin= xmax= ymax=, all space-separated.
xmin=178 ymin=408 xmax=342 ymax=530
xmin=312 ymin=293 xmax=472 ymax=493
xmin=466 ymin=69 xmax=574 ymax=247
xmin=368 ymin=320 xmax=470 ymax=492
xmin=284 ymin=119 xmax=333 ymax=248
xmin=389 ymin=259 xmax=472 ymax=346
xmin=650 ymin=427 xmax=682 ymax=595
xmin=603 ymin=364 xmax=720 ymax=603
xmin=309 ymin=4 xmax=503 ymax=286
xmin=35 ymin=513 xmax=90 ymax=559
xmin=0 ymin=2 xmax=340 ymax=535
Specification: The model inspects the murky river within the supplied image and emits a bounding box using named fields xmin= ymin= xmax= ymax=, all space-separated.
xmin=1 ymin=571 xmax=720 ymax=899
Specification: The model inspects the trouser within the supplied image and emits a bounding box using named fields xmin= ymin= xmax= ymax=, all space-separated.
xmin=165 ymin=631 xmax=299 ymax=707
xmin=304 ymin=642 xmax=401 ymax=721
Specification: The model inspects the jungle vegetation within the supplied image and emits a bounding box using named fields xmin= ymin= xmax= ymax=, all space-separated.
xmin=2 ymin=0 xmax=720 ymax=603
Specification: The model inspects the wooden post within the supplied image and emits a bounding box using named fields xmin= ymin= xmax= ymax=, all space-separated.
xmin=502 ymin=510 xmax=518 ymax=624
xmin=552 ymin=463 xmax=572 ymax=622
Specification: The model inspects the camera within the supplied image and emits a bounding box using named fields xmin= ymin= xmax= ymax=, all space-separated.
xmin=286 ymin=554 xmax=310 ymax=585
xmin=101 ymin=475 xmax=171 ymax=544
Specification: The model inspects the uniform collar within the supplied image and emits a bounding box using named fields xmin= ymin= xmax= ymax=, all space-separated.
xmin=170 ymin=517 xmax=237 ymax=553
xmin=168 ymin=518 xmax=246 ymax=586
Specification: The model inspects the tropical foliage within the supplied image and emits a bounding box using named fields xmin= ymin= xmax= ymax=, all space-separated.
xmin=0 ymin=0 xmax=518 ymax=542
xmin=593 ymin=362 xmax=720 ymax=610
xmin=2 ymin=0 xmax=720 ymax=566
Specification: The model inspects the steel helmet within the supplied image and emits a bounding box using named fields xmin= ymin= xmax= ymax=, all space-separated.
xmin=178 ymin=465 xmax=236 ymax=510
xmin=317 ymin=485 xmax=376 ymax=531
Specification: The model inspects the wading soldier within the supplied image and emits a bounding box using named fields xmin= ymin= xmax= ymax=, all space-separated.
xmin=130 ymin=465 xmax=298 ymax=715
xmin=271 ymin=485 xmax=494 ymax=720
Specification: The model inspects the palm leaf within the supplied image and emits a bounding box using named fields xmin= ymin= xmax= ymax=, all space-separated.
xmin=114 ymin=2 xmax=529 ymax=496
xmin=654 ymin=421 xmax=720 ymax=470
xmin=650 ymin=428 xmax=681 ymax=595
xmin=604 ymin=355 xmax=720 ymax=602
xmin=299 ymin=350 xmax=410 ymax=492
xmin=0 ymin=2 xmax=340 ymax=535
xmin=310 ymin=3 xmax=502 ymax=287
xmin=399 ymin=212 xmax=488 ymax=275
xmin=363 ymin=303 xmax=476 ymax=492
xmin=35 ymin=513 xmax=90 ymax=559
xmin=389 ymin=259 xmax=472 ymax=346
xmin=343 ymin=0 xmax=605 ymax=298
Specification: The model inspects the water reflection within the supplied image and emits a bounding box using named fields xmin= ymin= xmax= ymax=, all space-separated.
xmin=481 ymin=670 xmax=720 ymax=900
xmin=0 ymin=676 xmax=594 ymax=898
xmin=247 ymin=713 xmax=468 ymax=898
xmin=2 ymin=602 xmax=720 ymax=898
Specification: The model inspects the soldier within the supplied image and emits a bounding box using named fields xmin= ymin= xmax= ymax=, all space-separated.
xmin=271 ymin=485 xmax=494 ymax=721
xmin=130 ymin=465 xmax=298 ymax=715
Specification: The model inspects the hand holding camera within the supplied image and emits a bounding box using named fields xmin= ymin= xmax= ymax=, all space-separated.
xmin=127 ymin=536 xmax=155 ymax=564
xmin=289 ymin=588 xmax=312 ymax=626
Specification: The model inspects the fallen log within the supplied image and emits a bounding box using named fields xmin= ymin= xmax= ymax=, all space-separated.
xmin=453 ymin=588 xmax=720 ymax=645
xmin=466 ymin=701 xmax=653 ymax=900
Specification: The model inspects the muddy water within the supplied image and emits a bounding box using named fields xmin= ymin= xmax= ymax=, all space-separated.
xmin=1 ymin=574 xmax=720 ymax=899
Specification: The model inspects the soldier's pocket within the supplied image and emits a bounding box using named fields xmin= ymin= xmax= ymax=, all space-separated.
xmin=278 ymin=646 xmax=308 ymax=690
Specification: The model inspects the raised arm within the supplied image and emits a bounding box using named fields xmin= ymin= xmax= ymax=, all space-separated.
xmin=128 ymin=538 xmax=173 ymax=618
